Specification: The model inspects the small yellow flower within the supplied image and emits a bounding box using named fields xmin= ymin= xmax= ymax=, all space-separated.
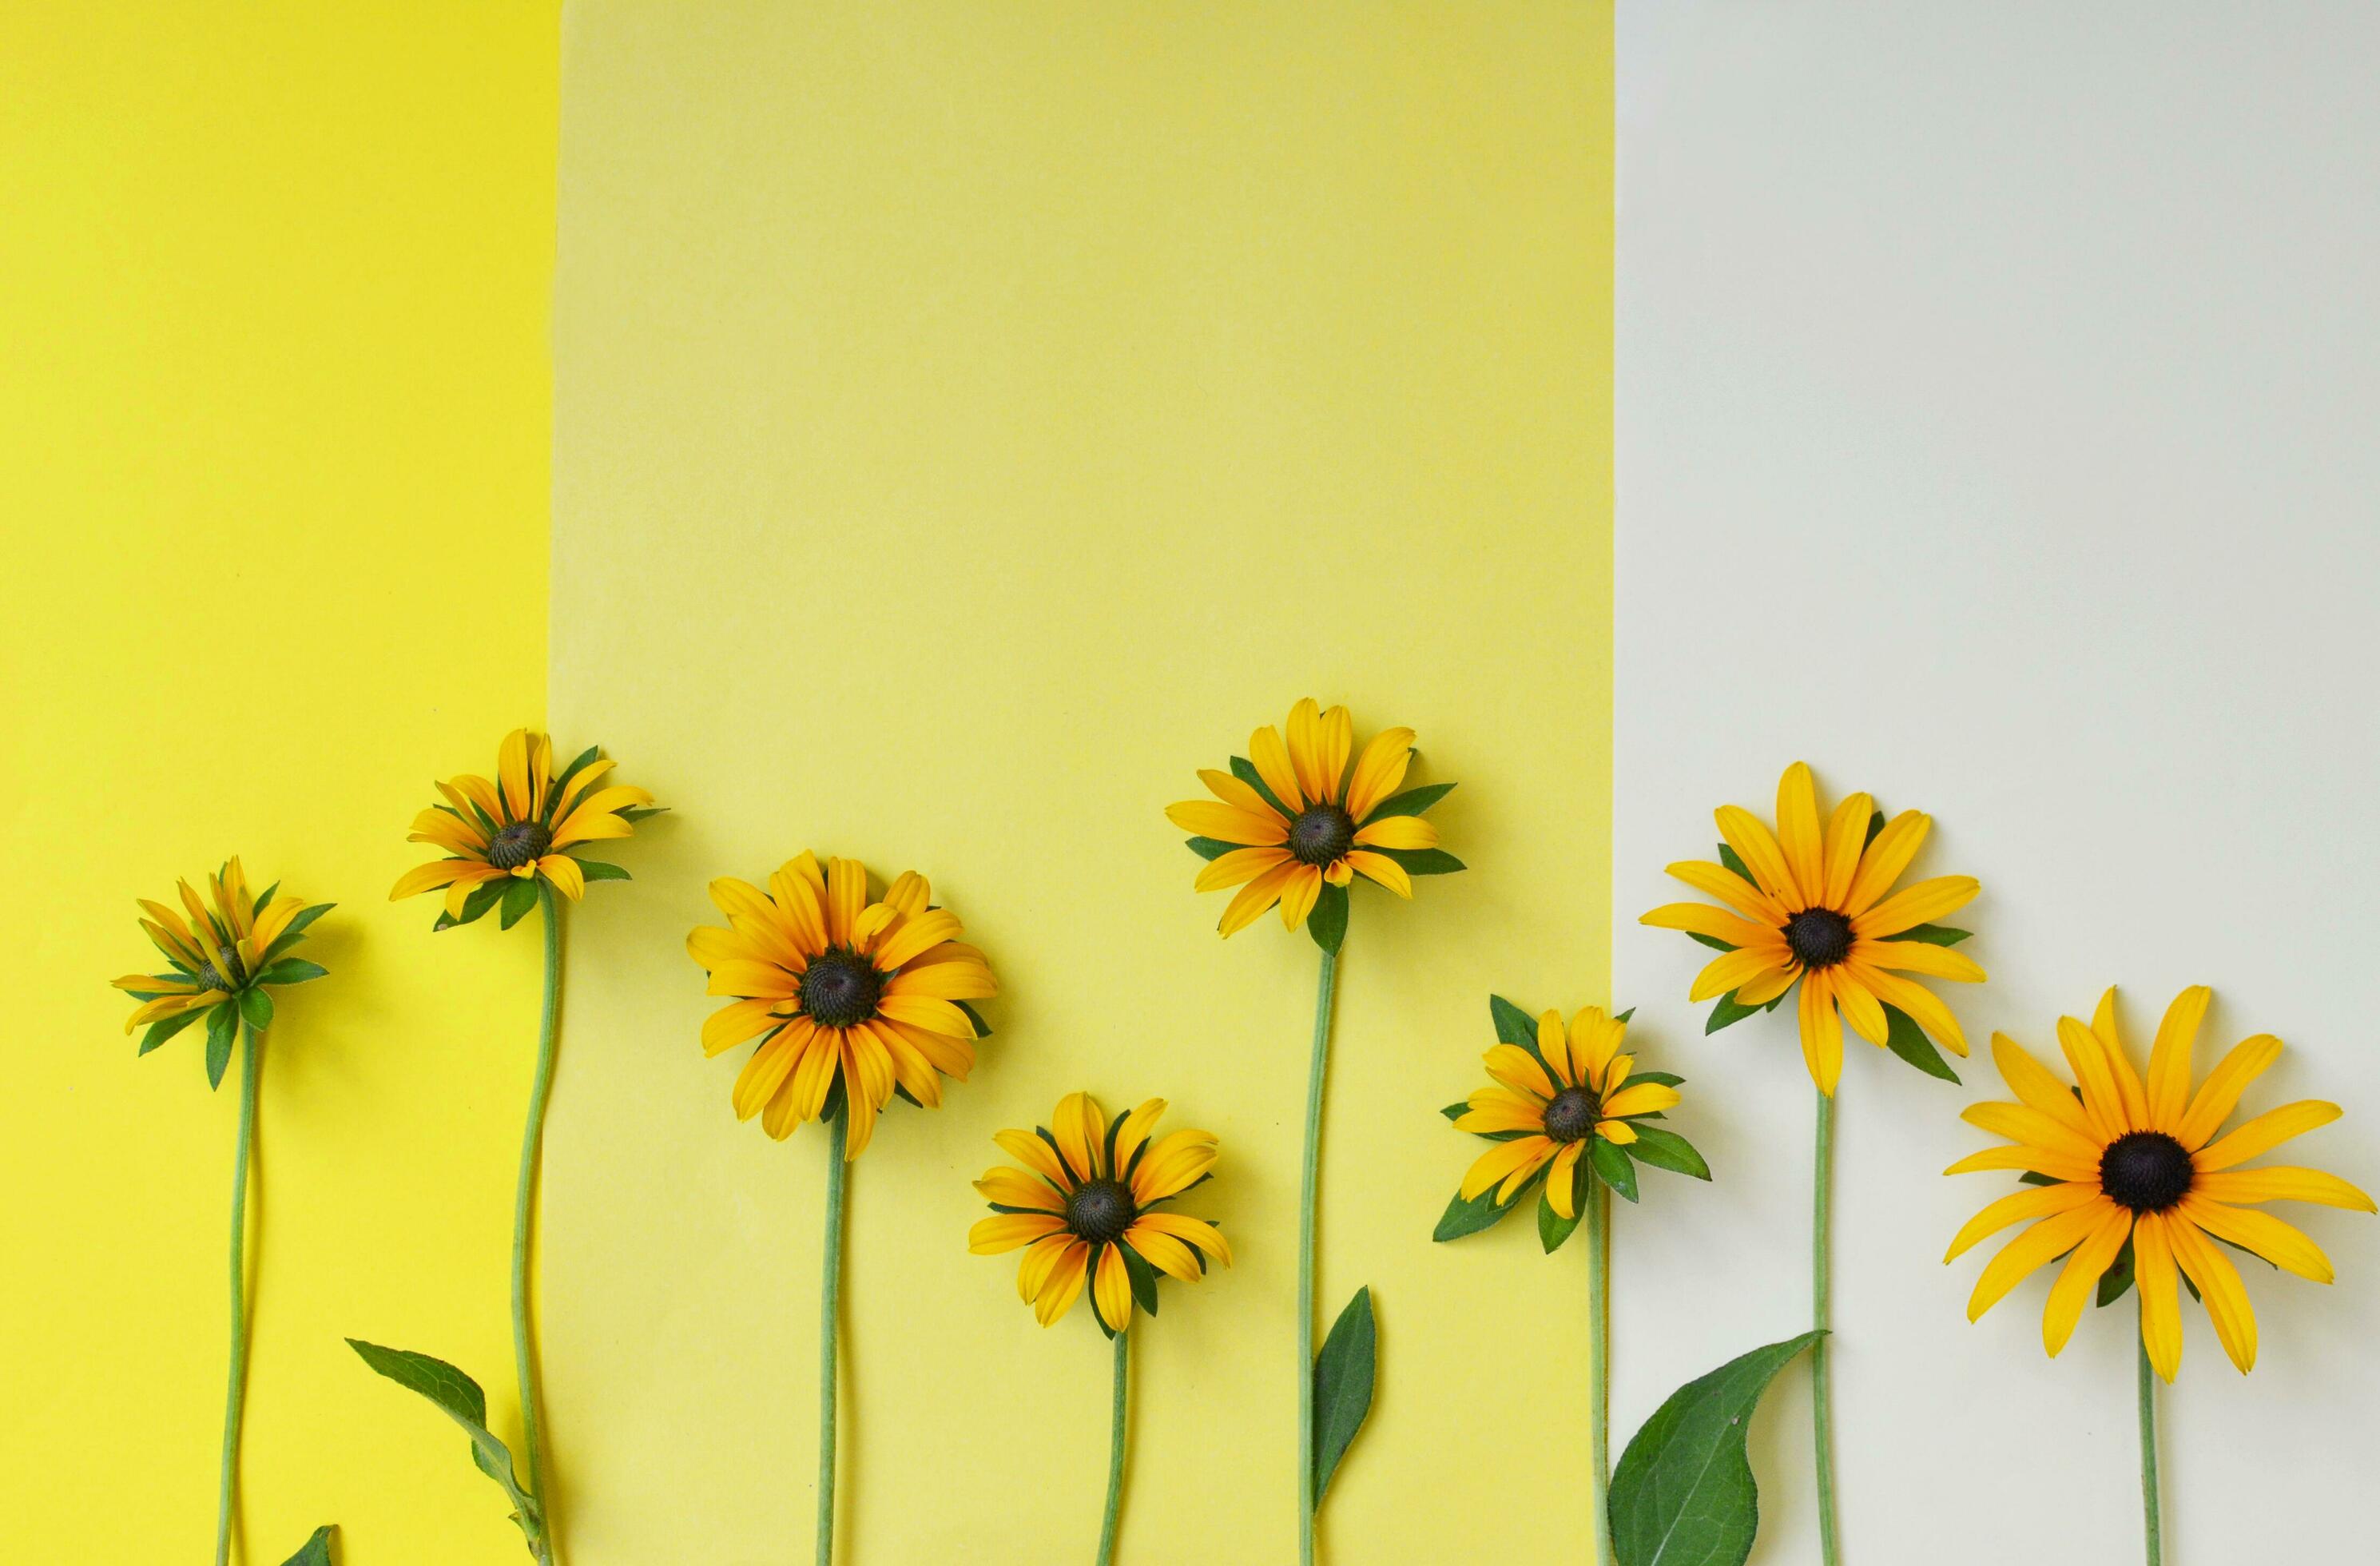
xmin=969 ymin=1093 xmax=1231 ymax=1333
xmin=1947 ymin=986 xmax=2374 ymax=1381
xmin=390 ymin=727 xmax=656 ymax=926
xmin=688 ymin=853 xmax=996 ymax=1158
xmin=1166 ymin=697 xmax=1460 ymax=939
xmin=113 ymin=857 xmax=332 ymax=1083
xmin=1641 ymin=761 xmax=1984 ymax=1095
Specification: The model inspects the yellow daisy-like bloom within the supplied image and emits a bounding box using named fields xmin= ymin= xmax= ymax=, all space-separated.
xmin=1456 ymin=1007 xmax=1684 ymax=1218
xmin=113 ymin=857 xmax=333 ymax=1081
xmin=1947 ymin=985 xmax=2374 ymax=1381
xmin=687 ymin=853 xmax=996 ymax=1159
xmin=968 ymin=1093 xmax=1233 ymax=1333
xmin=1641 ymin=760 xmax=1985 ymax=1095
xmin=1165 ymin=697 xmax=1458 ymax=937
xmin=390 ymin=727 xmax=656 ymax=926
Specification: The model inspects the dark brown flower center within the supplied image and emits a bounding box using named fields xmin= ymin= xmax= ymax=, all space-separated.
xmin=487 ymin=821 xmax=552 ymax=871
xmin=1065 ymin=1178 xmax=1137 ymax=1245
xmin=1544 ymin=1086 xmax=1598 ymax=1143
xmin=2100 ymin=1131 xmax=2194 ymax=1213
xmin=1783 ymin=907 xmax=1854 ymax=968
xmin=1289 ymin=804 xmax=1356 ymax=866
xmin=800 ymin=949 xmax=883 ymax=1029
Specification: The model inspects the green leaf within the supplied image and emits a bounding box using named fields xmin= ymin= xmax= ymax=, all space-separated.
xmin=1591 ymin=1139 xmax=1639 ymax=1202
xmin=1307 ymin=883 xmax=1349 ymax=953
xmin=1893 ymin=924 xmax=1970 ymax=948
xmin=1608 ymin=1331 xmax=1826 ymax=1566
xmin=1362 ymin=781 xmax=1455 ymax=823
xmin=1881 ymin=1004 xmax=1961 ymax=1085
xmin=1373 ymin=845 xmax=1465 ymax=876
xmin=238 ymin=985 xmax=274 ymax=1034
xmin=1183 ymin=837 xmax=1235 ymax=861
xmin=1432 ymin=1177 xmax=1535 ymax=1241
xmin=1623 ymin=1125 xmax=1711 ymax=1181
xmin=1488 ymin=994 xmax=1537 ymax=1048
xmin=347 ymin=1340 xmax=542 ymax=1545
xmin=255 ymin=958 xmax=328 ymax=987
xmin=572 ymin=860 xmax=632 ymax=882
xmin=139 ymin=1008 xmax=206 ymax=1056
xmin=1310 ymin=1286 xmax=1376 ymax=1508
xmin=1228 ymin=755 xmax=1292 ymax=817
xmin=205 ymin=1005 xmax=237 ymax=1089
xmin=279 ymin=1525 xmax=337 ymax=1566
xmin=498 ymin=876 xmax=538 ymax=930
xmin=1539 ymin=1179 xmax=1583 ymax=1254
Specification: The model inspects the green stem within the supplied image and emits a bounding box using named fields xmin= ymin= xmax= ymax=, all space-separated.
xmin=817 ymin=1111 xmax=848 ymax=1566
xmin=1811 ymin=1086 xmax=1840 ymax=1566
xmin=512 ymin=883 xmax=564 ymax=1564
xmin=1587 ymin=1174 xmax=1612 ymax=1566
xmin=1297 ymin=942 xmax=1341 ymax=1566
xmin=216 ymin=1021 xmax=262 ymax=1566
xmin=1097 ymin=1327 xmax=1128 ymax=1566
xmin=2138 ymin=1337 xmax=2163 ymax=1566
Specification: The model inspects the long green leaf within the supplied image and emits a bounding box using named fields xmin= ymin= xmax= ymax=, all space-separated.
xmin=1609 ymin=1331 xmax=1825 ymax=1566
xmin=205 ymin=1005 xmax=237 ymax=1089
xmin=279 ymin=1525 xmax=337 ymax=1565
xmin=1488 ymin=993 xmax=1537 ymax=1048
xmin=1622 ymin=1125 xmax=1711 ymax=1181
xmin=1307 ymin=883 xmax=1348 ymax=953
xmin=347 ymin=1340 xmax=542 ymax=1545
xmin=1538 ymin=1182 xmax=1583 ymax=1253
xmin=1310 ymin=1286 xmax=1376 ymax=1507
xmin=1881 ymin=1004 xmax=1961 ymax=1084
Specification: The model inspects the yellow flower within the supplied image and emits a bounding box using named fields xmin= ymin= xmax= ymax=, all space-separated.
xmin=1640 ymin=761 xmax=1984 ymax=1095
xmin=969 ymin=1093 xmax=1232 ymax=1333
xmin=1165 ymin=697 xmax=1460 ymax=939
xmin=390 ymin=727 xmax=656 ymax=926
xmin=113 ymin=857 xmax=333 ymax=1083
xmin=1450 ymin=1006 xmax=1695 ymax=1229
xmin=687 ymin=853 xmax=996 ymax=1158
xmin=1947 ymin=986 xmax=2374 ymax=1381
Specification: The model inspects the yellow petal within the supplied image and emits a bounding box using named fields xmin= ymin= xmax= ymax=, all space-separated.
xmin=1844 ymin=809 xmax=1929 ymax=915
xmin=2165 ymin=1211 xmax=2258 ymax=1373
xmin=1967 ymin=1202 xmax=2108 ymax=1322
xmin=1714 ymin=805 xmax=1801 ymax=909
xmin=1818 ymin=790 xmax=1873 ymax=910
xmin=2177 ymin=1195 xmax=2334 ymax=1283
xmin=1351 ymin=814 xmax=1436 ymax=851
xmin=970 ymin=1212 xmax=1067 ymax=1255
xmin=1945 ymin=1180 xmax=2100 ymax=1263
xmin=2190 ymin=1166 xmax=2376 ymax=1211
xmin=1092 ymin=1245 xmax=1134 ymax=1333
xmin=1248 ymin=723 xmax=1304 ymax=813
xmin=1483 ymin=1043 xmax=1554 ymax=1100
xmin=2041 ymin=1200 xmax=2132 ymax=1357
xmin=1798 ymin=968 xmax=1843 ymax=1096
xmin=1774 ymin=761 xmax=1826 ymax=907
xmin=1345 ymin=726 xmax=1416 ymax=821
xmin=2144 ymin=985 xmax=2211 ymax=1133
xmin=2175 ymin=1034 xmax=2284 ymax=1149
xmin=1052 ymin=1091 xmax=1106 ymax=1182
xmin=2195 ymin=1102 xmax=2342 ymax=1171
xmin=2132 ymin=1212 xmax=2184 ymax=1382
xmin=1850 ymin=876 xmax=1979 ymax=939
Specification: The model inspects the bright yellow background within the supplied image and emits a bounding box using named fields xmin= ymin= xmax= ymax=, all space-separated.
xmin=2 ymin=4 xmax=559 ymax=1560
xmin=546 ymin=4 xmax=1611 ymax=1561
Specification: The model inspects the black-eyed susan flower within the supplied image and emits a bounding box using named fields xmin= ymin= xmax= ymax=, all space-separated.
xmin=113 ymin=858 xmax=332 ymax=1564
xmin=686 ymin=852 xmax=996 ymax=1160
xmin=389 ymin=726 xmax=658 ymax=929
xmin=1640 ymin=761 xmax=1983 ymax=1095
xmin=1948 ymin=985 xmax=2373 ymax=1381
xmin=1166 ymin=697 xmax=1460 ymax=945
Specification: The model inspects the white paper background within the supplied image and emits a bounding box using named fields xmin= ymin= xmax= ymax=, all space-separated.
xmin=1615 ymin=3 xmax=2380 ymax=1560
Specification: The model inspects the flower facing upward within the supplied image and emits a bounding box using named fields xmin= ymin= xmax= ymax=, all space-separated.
xmin=687 ymin=853 xmax=996 ymax=1159
xmin=113 ymin=857 xmax=332 ymax=1084
xmin=1947 ymin=986 xmax=2374 ymax=1381
xmin=968 ymin=1093 xmax=1231 ymax=1334
xmin=1640 ymin=761 xmax=1984 ymax=1095
xmin=1166 ymin=698 xmax=1459 ymax=938
xmin=391 ymin=728 xmax=657 ymax=928
xmin=1455 ymin=1007 xmax=1683 ymax=1219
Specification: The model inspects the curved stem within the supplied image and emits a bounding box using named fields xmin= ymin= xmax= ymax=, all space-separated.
xmin=1586 ymin=1174 xmax=1612 ymax=1566
xmin=817 ymin=1111 xmax=848 ymax=1566
xmin=1297 ymin=943 xmax=1341 ymax=1566
xmin=1811 ymin=1085 xmax=1840 ymax=1566
xmin=2137 ymin=1337 xmax=2163 ymax=1566
xmin=1097 ymin=1327 xmax=1129 ymax=1566
xmin=512 ymin=883 xmax=564 ymax=1564
xmin=216 ymin=1021 xmax=262 ymax=1566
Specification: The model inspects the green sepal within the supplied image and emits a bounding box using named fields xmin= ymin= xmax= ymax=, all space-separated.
xmin=955 ymin=999 xmax=993 ymax=1039
xmin=1228 ymin=755 xmax=1292 ymax=817
xmin=2095 ymin=1238 xmax=2136 ymax=1306
xmin=1373 ymin=846 xmax=1465 ymax=876
xmin=1590 ymin=1138 xmax=1639 ymax=1202
xmin=1687 ymin=932 xmax=1735 ymax=953
xmin=1881 ymin=1003 xmax=1961 ymax=1085
xmin=1622 ymin=1124 xmax=1712 ymax=1181
xmin=1307 ymin=883 xmax=1348 ymax=953
xmin=435 ymin=880 xmax=507 ymax=932
xmin=1607 ymin=1330 xmax=1826 ymax=1566
xmin=2017 ymin=1171 xmax=2060 ymax=1187
xmin=139 ymin=1008 xmax=207 ymax=1056
xmin=1119 ymin=1241 xmax=1162 ymax=1319
xmin=618 ymin=805 xmax=668 ymax=823
xmin=573 ymin=860 xmax=632 ymax=882
xmin=279 ymin=1525 xmax=337 ymax=1566
xmin=255 ymin=958 xmax=328 ymax=987
xmin=1865 ymin=809 xmax=1885 ymax=845
xmin=497 ymin=876 xmax=539 ymax=930
xmin=1893 ymin=923 xmax=1970 ymax=947
xmin=1361 ymin=781 xmax=1455 ymax=824
xmin=1614 ymin=1007 xmax=1635 ymax=1023
xmin=347 ymin=1340 xmax=542 ymax=1548
xmin=1715 ymin=841 xmax=1756 ymax=883
xmin=1617 ymin=1070 xmax=1683 ymax=1091
xmin=1183 ymin=837 xmax=1235 ymax=861
xmin=1310 ymin=1286 xmax=1376 ymax=1508
xmin=205 ymin=1005 xmax=238 ymax=1089
xmin=1703 ymin=988 xmax=1782 ymax=1035
xmin=1538 ymin=1174 xmax=1584 ymax=1253
xmin=238 ymin=986 xmax=275 ymax=1034
xmin=1432 ymin=1170 xmax=1540 ymax=1241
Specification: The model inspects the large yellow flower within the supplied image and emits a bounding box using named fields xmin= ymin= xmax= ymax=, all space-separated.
xmin=1166 ymin=697 xmax=1460 ymax=940
xmin=1947 ymin=986 xmax=2374 ymax=1381
xmin=968 ymin=1092 xmax=1231 ymax=1333
xmin=113 ymin=857 xmax=334 ymax=1083
xmin=1640 ymin=761 xmax=1984 ymax=1095
xmin=687 ymin=853 xmax=996 ymax=1159
xmin=390 ymin=727 xmax=657 ymax=927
